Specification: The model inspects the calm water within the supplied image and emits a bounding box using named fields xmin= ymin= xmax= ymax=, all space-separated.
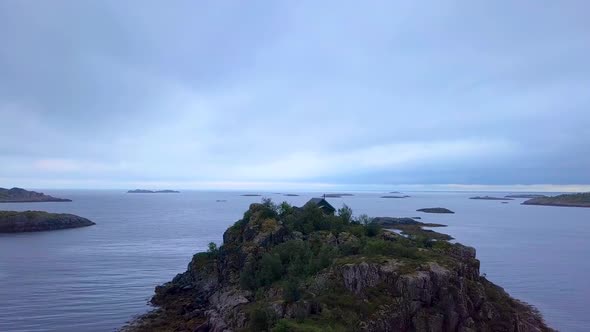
xmin=0 ymin=190 xmax=588 ymax=331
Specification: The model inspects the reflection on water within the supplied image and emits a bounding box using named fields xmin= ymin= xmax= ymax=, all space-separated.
xmin=0 ymin=190 xmax=588 ymax=331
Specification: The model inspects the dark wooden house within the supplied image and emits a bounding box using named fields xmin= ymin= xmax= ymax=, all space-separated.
xmin=305 ymin=197 xmax=336 ymax=215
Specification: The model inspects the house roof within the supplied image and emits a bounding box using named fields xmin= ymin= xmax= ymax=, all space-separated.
xmin=305 ymin=197 xmax=336 ymax=213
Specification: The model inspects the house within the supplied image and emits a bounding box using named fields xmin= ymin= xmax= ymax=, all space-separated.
xmin=305 ymin=197 xmax=336 ymax=215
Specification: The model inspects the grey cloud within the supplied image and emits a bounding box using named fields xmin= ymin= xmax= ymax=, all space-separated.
xmin=1 ymin=1 xmax=589 ymax=188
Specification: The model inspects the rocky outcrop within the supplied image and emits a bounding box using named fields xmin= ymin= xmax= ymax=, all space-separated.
xmin=122 ymin=203 xmax=552 ymax=332
xmin=0 ymin=210 xmax=95 ymax=232
xmin=0 ymin=187 xmax=71 ymax=202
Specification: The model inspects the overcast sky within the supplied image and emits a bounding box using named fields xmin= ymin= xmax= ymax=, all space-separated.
xmin=1 ymin=1 xmax=589 ymax=190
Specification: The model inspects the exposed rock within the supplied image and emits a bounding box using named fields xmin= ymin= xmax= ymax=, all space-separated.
xmin=0 ymin=187 xmax=71 ymax=202
xmin=0 ymin=210 xmax=94 ymax=233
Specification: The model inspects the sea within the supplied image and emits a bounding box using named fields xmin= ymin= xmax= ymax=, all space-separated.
xmin=0 ymin=190 xmax=588 ymax=331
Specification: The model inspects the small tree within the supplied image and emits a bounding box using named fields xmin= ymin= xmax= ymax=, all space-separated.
xmin=338 ymin=204 xmax=353 ymax=223
xmin=356 ymin=213 xmax=372 ymax=225
xmin=207 ymin=242 xmax=218 ymax=256
xmin=261 ymin=197 xmax=278 ymax=214
xmin=278 ymin=201 xmax=293 ymax=216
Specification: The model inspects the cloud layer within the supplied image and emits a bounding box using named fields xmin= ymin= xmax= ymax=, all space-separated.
xmin=1 ymin=1 xmax=589 ymax=189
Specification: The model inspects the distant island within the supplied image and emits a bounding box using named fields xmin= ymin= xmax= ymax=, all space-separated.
xmin=0 ymin=210 xmax=95 ymax=233
xmin=417 ymin=207 xmax=455 ymax=214
xmin=241 ymin=194 xmax=262 ymax=197
xmin=123 ymin=200 xmax=550 ymax=331
xmin=324 ymin=193 xmax=354 ymax=198
xmin=127 ymin=189 xmax=180 ymax=194
xmin=523 ymin=192 xmax=590 ymax=208
xmin=505 ymin=194 xmax=547 ymax=199
xmin=0 ymin=187 xmax=71 ymax=203
xmin=372 ymin=217 xmax=451 ymax=241
xmin=470 ymin=196 xmax=513 ymax=201
xmin=283 ymin=194 xmax=299 ymax=197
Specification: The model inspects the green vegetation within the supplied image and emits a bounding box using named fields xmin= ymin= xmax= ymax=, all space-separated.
xmin=217 ymin=199 xmax=460 ymax=331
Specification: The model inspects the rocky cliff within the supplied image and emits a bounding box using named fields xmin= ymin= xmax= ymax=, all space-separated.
xmin=123 ymin=202 xmax=552 ymax=332
xmin=0 ymin=210 xmax=95 ymax=232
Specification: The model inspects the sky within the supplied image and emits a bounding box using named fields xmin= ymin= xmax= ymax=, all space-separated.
xmin=1 ymin=1 xmax=589 ymax=191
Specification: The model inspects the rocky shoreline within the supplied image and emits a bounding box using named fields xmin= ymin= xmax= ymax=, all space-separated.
xmin=122 ymin=201 xmax=551 ymax=332
xmin=0 ymin=210 xmax=95 ymax=233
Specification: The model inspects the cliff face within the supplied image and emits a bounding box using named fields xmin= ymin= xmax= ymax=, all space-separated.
xmin=124 ymin=203 xmax=552 ymax=332
xmin=0 ymin=187 xmax=71 ymax=202
xmin=0 ymin=211 xmax=95 ymax=232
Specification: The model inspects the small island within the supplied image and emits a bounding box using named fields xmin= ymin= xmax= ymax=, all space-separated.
xmin=505 ymin=194 xmax=546 ymax=199
xmin=523 ymin=192 xmax=590 ymax=208
xmin=0 ymin=187 xmax=71 ymax=203
xmin=241 ymin=194 xmax=262 ymax=197
xmin=0 ymin=211 xmax=95 ymax=233
xmin=372 ymin=217 xmax=451 ymax=241
xmin=283 ymin=194 xmax=299 ymax=197
xmin=128 ymin=189 xmax=180 ymax=194
xmin=381 ymin=195 xmax=410 ymax=198
xmin=123 ymin=200 xmax=550 ymax=332
xmin=470 ymin=196 xmax=513 ymax=201
xmin=417 ymin=207 xmax=455 ymax=214
xmin=324 ymin=193 xmax=354 ymax=198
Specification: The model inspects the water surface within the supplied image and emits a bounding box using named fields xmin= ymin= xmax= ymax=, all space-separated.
xmin=0 ymin=190 xmax=588 ymax=331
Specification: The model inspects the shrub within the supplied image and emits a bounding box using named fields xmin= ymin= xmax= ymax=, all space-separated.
xmin=337 ymin=204 xmax=353 ymax=223
xmin=249 ymin=307 xmax=274 ymax=331
xmin=362 ymin=239 xmax=420 ymax=259
xmin=283 ymin=278 xmax=301 ymax=303
xmin=258 ymin=253 xmax=283 ymax=286
xmin=262 ymin=197 xmax=279 ymax=214
xmin=356 ymin=214 xmax=372 ymax=225
xmin=207 ymin=242 xmax=219 ymax=256
xmin=278 ymin=201 xmax=293 ymax=216
xmin=365 ymin=223 xmax=381 ymax=237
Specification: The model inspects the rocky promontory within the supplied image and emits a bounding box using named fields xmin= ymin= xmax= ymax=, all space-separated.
xmin=0 ymin=187 xmax=71 ymax=203
xmin=0 ymin=211 xmax=95 ymax=233
xmin=123 ymin=200 xmax=551 ymax=332
xmin=523 ymin=192 xmax=590 ymax=208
